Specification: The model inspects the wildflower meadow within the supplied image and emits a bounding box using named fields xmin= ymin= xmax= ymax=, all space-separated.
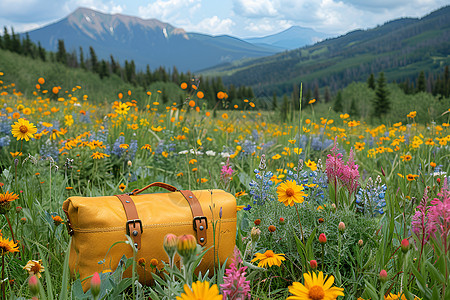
xmin=0 ymin=72 xmax=449 ymax=300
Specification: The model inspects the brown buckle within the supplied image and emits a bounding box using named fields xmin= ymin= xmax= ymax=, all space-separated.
xmin=193 ymin=216 xmax=208 ymax=231
xmin=65 ymin=220 xmax=74 ymax=235
xmin=126 ymin=219 xmax=143 ymax=235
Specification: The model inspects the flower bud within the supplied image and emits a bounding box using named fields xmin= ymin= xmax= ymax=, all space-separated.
xmin=254 ymin=219 xmax=261 ymax=226
xmin=137 ymin=258 xmax=146 ymax=267
xmin=279 ymin=217 xmax=285 ymax=225
xmin=358 ymin=239 xmax=364 ymax=247
xmin=163 ymin=234 xmax=178 ymax=260
xmin=16 ymin=206 xmax=22 ymax=213
xmin=91 ymin=272 xmax=101 ymax=298
xmin=331 ymin=203 xmax=336 ymax=209
xmin=401 ymin=239 xmax=409 ymax=253
xmin=310 ymin=260 xmax=317 ymax=269
xmin=251 ymin=227 xmax=261 ymax=243
xmin=20 ymin=217 xmax=27 ymax=224
xmin=28 ymin=275 xmax=39 ymax=296
xmin=268 ymin=225 xmax=276 ymax=232
xmin=338 ymin=222 xmax=346 ymax=232
xmin=379 ymin=269 xmax=388 ymax=283
xmin=150 ymin=258 xmax=158 ymax=268
xmin=127 ymin=160 xmax=132 ymax=167
xmin=176 ymin=234 xmax=197 ymax=259
xmin=319 ymin=233 xmax=327 ymax=244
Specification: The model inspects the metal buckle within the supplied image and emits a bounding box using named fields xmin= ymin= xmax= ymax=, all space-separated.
xmin=126 ymin=219 xmax=143 ymax=235
xmin=126 ymin=189 xmax=139 ymax=196
xmin=193 ymin=216 xmax=208 ymax=231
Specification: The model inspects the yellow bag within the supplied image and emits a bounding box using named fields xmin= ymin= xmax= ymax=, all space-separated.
xmin=62 ymin=182 xmax=236 ymax=286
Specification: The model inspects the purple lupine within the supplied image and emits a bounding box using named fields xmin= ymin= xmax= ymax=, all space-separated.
xmin=220 ymin=247 xmax=251 ymax=299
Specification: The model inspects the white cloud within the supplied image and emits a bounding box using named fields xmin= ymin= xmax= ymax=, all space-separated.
xmin=233 ymin=0 xmax=277 ymax=18
xmin=188 ymin=16 xmax=235 ymax=35
xmin=244 ymin=19 xmax=292 ymax=36
xmin=138 ymin=0 xmax=201 ymax=21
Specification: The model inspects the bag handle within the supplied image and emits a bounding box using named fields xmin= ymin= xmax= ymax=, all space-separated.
xmin=128 ymin=182 xmax=177 ymax=195
xmin=118 ymin=182 xmax=208 ymax=247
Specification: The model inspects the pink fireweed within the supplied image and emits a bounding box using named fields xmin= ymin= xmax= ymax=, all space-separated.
xmin=221 ymin=158 xmax=234 ymax=184
xmin=220 ymin=247 xmax=251 ymax=299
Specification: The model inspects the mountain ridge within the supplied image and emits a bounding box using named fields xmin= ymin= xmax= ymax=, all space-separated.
xmin=200 ymin=5 xmax=450 ymax=95
xmin=25 ymin=7 xmax=279 ymax=72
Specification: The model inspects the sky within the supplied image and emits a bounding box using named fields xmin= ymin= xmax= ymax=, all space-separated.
xmin=0 ymin=0 xmax=448 ymax=38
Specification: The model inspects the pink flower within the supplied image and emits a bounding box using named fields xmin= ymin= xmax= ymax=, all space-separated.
xmin=91 ymin=272 xmax=101 ymax=298
xmin=220 ymin=247 xmax=251 ymax=299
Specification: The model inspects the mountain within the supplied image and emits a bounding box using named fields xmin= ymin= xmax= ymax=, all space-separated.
xmin=201 ymin=6 xmax=450 ymax=96
xmin=244 ymin=26 xmax=332 ymax=50
xmin=24 ymin=7 xmax=279 ymax=72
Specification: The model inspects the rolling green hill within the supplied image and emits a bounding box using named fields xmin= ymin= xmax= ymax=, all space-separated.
xmin=0 ymin=48 xmax=182 ymax=104
xmin=201 ymin=6 xmax=450 ymax=96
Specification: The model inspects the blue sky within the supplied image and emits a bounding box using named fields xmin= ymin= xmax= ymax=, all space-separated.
xmin=0 ymin=0 xmax=448 ymax=37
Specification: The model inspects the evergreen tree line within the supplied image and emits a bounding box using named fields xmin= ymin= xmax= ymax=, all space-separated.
xmin=0 ymin=27 xmax=255 ymax=109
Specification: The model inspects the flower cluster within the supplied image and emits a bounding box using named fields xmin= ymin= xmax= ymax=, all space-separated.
xmin=220 ymin=247 xmax=251 ymax=299
xmin=355 ymin=176 xmax=387 ymax=216
xmin=249 ymin=155 xmax=275 ymax=205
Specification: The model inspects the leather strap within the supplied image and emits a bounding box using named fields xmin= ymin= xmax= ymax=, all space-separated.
xmin=179 ymin=190 xmax=208 ymax=246
xmin=129 ymin=182 xmax=177 ymax=195
xmin=63 ymin=208 xmax=74 ymax=236
xmin=116 ymin=194 xmax=142 ymax=250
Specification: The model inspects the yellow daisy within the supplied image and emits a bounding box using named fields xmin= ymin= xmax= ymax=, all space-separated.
xmin=287 ymin=271 xmax=344 ymax=300
xmin=277 ymin=180 xmax=308 ymax=207
xmin=251 ymin=250 xmax=286 ymax=268
xmin=0 ymin=236 xmax=19 ymax=255
xmin=11 ymin=118 xmax=37 ymax=141
xmin=23 ymin=260 xmax=45 ymax=278
xmin=176 ymin=281 xmax=222 ymax=300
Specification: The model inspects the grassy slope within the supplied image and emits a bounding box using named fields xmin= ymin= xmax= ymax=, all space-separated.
xmin=0 ymin=49 xmax=183 ymax=105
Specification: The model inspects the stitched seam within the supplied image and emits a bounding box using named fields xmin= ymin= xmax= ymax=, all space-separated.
xmin=72 ymin=218 xmax=235 ymax=233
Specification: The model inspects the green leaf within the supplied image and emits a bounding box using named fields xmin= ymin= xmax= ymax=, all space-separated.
xmin=59 ymin=239 xmax=72 ymax=300
xmin=426 ymin=260 xmax=444 ymax=283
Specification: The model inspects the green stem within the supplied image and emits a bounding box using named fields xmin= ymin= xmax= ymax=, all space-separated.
xmin=294 ymin=204 xmax=305 ymax=244
xmin=1 ymin=253 xmax=5 ymax=300
xmin=321 ymin=244 xmax=325 ymax=272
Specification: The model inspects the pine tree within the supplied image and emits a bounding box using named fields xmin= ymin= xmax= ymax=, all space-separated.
xmin=417 ymin=71 xmax=426 ymax=93
xmin=38 ymin=42 xmax=46 ymax=61
xmin=333 ymin=90 xmax=343 ymax=112
xmin=272 ymin=92 xmax=278 ymax=110
xmin=281 ymin=94 xmax=289 ymax=120
xmin=367 ymin=73 xmax=376 ymax=90
xmin=372 ymin=72 xmax=390 ymax=117
xmin=324 ymin=86 xmax=331 ymax=103
xmin=56 ymin=39 xmax=67 ymax=65
xmin=3 ymin=27 xmax=11 ymax=51
xmin=349 ymin=98 xmax=359 ymax=118
xmin=313 ymin=83 xmax=320 ymax=103
xmin=79 ymin=47 xmax=86 ymax=69
xmin=89 ymin=46 xmax=99 ymax=74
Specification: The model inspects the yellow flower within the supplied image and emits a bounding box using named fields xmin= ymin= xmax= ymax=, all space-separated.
xmin=115 ymin=101 xmax=130 ymax=115
xmin=10 ymin=152 xmax=22 ymax=158
xmin=0 ymin=236 xmax=19 ymax=254
xmin=91 ymin=152 xmax=110 ymax=159
xmin=294 ymin=148 xmax=303 ymax=155
xmin=119 ymin=183 xmax=126 ymax=192
xmin=288 ymin=139 xmax=296 ymax=144
xmin=235 ymin=191 xmax=247 ymax=198
xmin=141 ymin=144 xmax=152 ymax=151
xmin=23 ymin=260 xmax=45 ymax=278
xmin=277 ymin=180 xmax=308 ymax=207
xmin=308 ymin=99 xmax=316 ymax=104
xmin=401 ymin=154 xmax=412 ymax=162
xmin=407 ymin=111 xmax=417 ymax=118
xmin=384 ymin=292 xmax=408 ymax=300
xmin=406 ymin=174 xmax=419 ymax=181
xmin=11 ymin=118 xmax=37 ymax=141
xmin=151 ymin=125 xmax=163 ymax=132
xmin=251 ymin=250 xmax=286 ymax=268
xmin=176 ymin=281 xmax=222 ymax=300
xmin=354 ymin=142 xmax=365 ymax=151
xmin=397 ymin=173 xmax=404 ymax=179
xmin=0 ymin=191 xmax=19 ymax=204
xmin=272 ymin=154 xmax=282 ymax=160
xmin=287 ymin=271 xmax=344 ymax=300
xmin=119 ymin=144 xmax=129 ymax=149
xmin=305 ymin=160 xmax=317 ymax=171
xmin=222 ymin=113 xmax=229 ymax=119
xmin=189 ymin=159 xmax=197 ymax=164
xmin=64 ymin=115 xmax=74 ymax=127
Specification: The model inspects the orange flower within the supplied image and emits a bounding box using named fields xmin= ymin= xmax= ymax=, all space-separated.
xmin=180 ymin=82 xmax=187 ymax=89
xmin=197 ymin=91 xmax=204 ymax=99
xmin=38 ymin=77 xmax=45 ymax=85
xmin=189 ymin=100 xmax=196 ymax=107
